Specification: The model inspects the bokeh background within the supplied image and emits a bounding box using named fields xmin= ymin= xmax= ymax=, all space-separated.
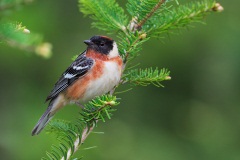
xmin=0 ymin=0 xmax=239 ymax=160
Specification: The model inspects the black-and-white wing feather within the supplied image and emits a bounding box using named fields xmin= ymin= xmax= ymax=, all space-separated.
xmin=46 ymin=51 xmax=94 ymax=102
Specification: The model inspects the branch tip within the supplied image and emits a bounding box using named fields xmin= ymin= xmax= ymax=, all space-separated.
xmin=139 ymin=33 xmax=147 ymax=40
xmin=165 ymin=76 xmax=171 ymax=80
xmin=212 ymin=3 xmax=224 ymax=12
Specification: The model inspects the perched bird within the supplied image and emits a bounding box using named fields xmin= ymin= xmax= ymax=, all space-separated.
xmin=32 ymin=35 xmax=123 ymax=136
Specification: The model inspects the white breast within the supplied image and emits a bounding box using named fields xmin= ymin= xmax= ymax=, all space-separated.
xmin=81 ymin=61 xmax=121 ymax=102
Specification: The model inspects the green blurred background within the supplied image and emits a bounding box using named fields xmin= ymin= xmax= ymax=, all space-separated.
xmin=0 ymin=0 xmax=239 ymax=159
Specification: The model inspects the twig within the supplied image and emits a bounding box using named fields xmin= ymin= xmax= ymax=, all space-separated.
xmin=135 ymin=0 xmax=166 ymax=30
xmin=61 ymin=124 xmax=95 ymax=160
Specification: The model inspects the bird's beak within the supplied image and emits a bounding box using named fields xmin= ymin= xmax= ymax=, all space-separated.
xmin=84 ymin=40 xmax=94 ymax=46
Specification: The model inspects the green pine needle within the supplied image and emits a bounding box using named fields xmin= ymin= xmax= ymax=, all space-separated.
xmin=79 ymin=0 xmax=128 ymax=33
xmin=118 ymin=31 xmax=150 ymax=59
xmin=71 ymin=55 xmax=78 ymax=61
xmin=126 ymin=0 xmax=170 ymax=23
xmin=147 ymin=0 xmax=217 ymax=36
xmin=123 ymin=68 xmax=171 ymax=87
xmin=81 ymin=94 xmax=119 ymax=123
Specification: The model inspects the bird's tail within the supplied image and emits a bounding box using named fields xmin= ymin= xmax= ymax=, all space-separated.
xmin=32 ymin=96 xmax=65 ymax=136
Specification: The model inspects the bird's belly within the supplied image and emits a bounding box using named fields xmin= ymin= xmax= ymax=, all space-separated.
xmin=80 ymin=61 xmax=121 ymax=102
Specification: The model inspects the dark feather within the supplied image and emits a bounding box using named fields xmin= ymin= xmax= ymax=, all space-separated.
xmin=46 ymin=51 xmax=94 ymax=102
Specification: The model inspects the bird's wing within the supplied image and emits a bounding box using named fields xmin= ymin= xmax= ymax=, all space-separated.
xmin=46 ymin=51 xmax=94 ymax=102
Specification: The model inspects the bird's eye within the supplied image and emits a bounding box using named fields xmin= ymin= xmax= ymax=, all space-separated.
xmin=100 ymin=43 xmax=105 ymax=46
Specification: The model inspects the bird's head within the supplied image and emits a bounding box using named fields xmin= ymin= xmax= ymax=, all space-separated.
xmin=84 ymin=35 xmax=119 ymax=58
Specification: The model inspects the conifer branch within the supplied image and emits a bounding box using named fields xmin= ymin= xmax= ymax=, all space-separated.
xmin=118 ymin=32 xmax=150 ymax=63
xmin=60 ymin=124 xmax=95 ymax=160
xmin=147 ymin=0 xmax=223 ymax=37
xmin=79 ymin=0 xmax=128 ymax=33
xmin=44 ymin=95 xmax=119 ymax=160
xmin=0 ymin=22 xmax=52 ymax=58
xmin=122 ymin=68 xmax=171 ymax=87
xmin=136 ymin=0 xmax=166 ymax=31
xmin=58 ymin=93 xmax=119 ymax=160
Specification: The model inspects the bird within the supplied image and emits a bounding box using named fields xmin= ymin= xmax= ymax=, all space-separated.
xmin=32 ymin=35 xmax=123 ymax=136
